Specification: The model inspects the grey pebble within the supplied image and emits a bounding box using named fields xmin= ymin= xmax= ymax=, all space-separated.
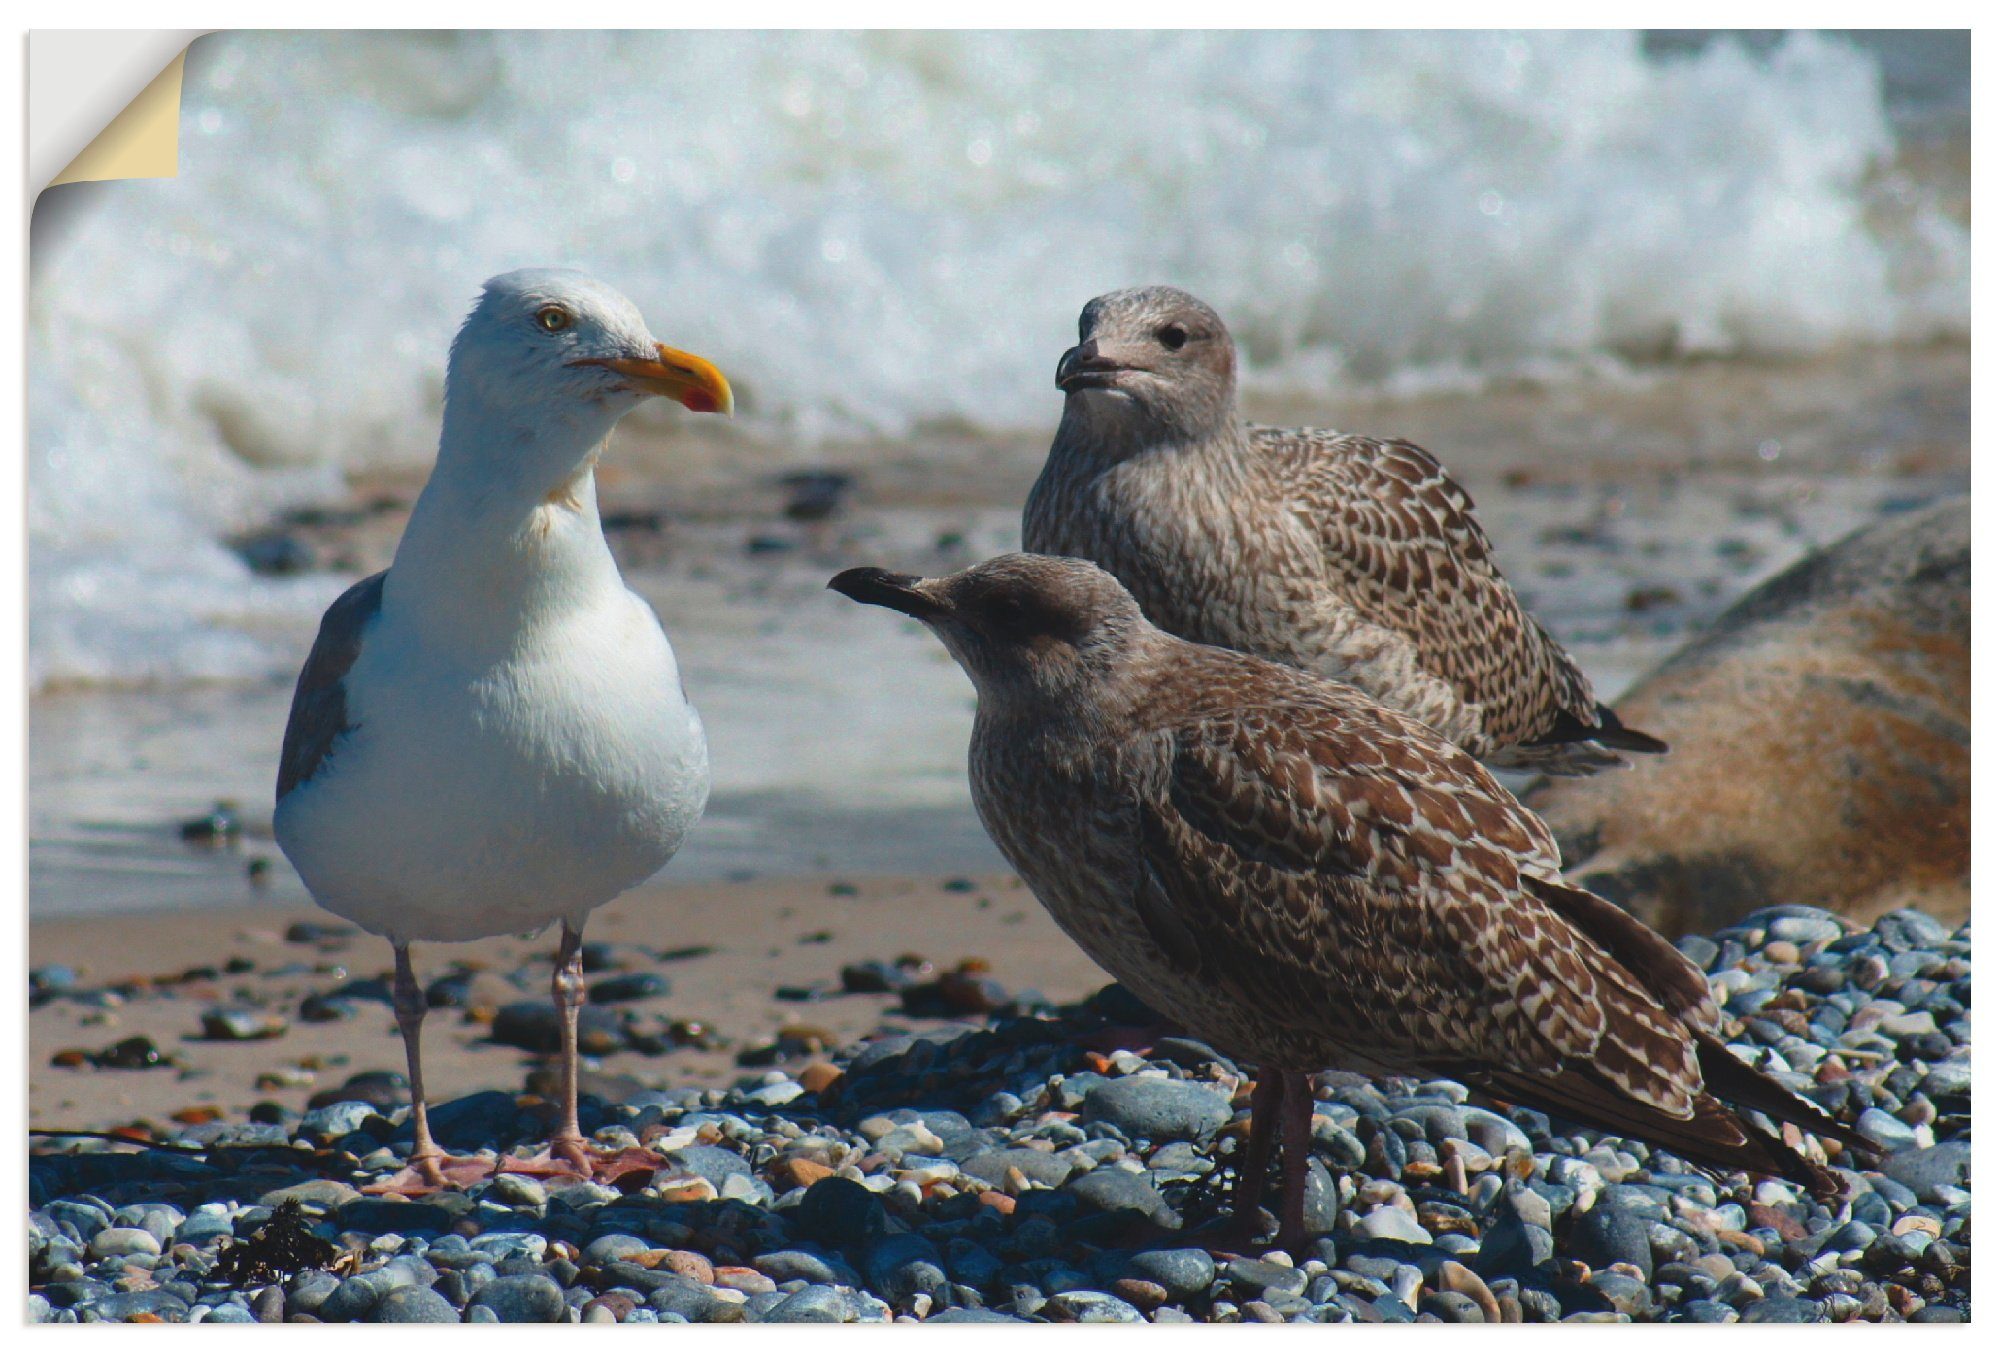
xmin=1123 ymin=1247 xmax=1215 ymax=1300
xmin=1081 ymin=1076 xmax=1231 ymax=1142
xmin=87 ymin=1226 xmax=161 ymax=1260
xmin=470 ymin=1273 xmax=567 ymax=1323
xmin=761 ymin=1285 xmax=853 ymax=1323
xmin=1045 ymin=1290 xmax=1145 ymax=1322
xmin=373 ymin=1286 xmax=460 ymax=1323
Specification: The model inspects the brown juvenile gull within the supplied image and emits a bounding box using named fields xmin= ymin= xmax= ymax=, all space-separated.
xmin=1023 ymin=285 xmax=1666 ymax=774
xmin=275 ymin=270 xmax=730 ymax=1192
xmin=830 ymin=553 xmax=1869 ymax=1252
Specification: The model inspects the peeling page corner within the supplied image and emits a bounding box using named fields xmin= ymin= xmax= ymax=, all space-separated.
xmin=29 ymin=31 xmax=206 ymax=193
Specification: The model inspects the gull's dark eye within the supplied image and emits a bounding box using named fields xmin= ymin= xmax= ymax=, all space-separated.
xmin=536 ymin=306 xmax=573 ymax=333
xmin=987 ymin=595 xmax=1030 ymax=627
xmin=1158 ymin=323 xmax=1188 ymax=352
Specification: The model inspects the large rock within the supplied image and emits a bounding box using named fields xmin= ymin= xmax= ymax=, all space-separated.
xmin=1527 ymin=498 xmax=1967 ymax=936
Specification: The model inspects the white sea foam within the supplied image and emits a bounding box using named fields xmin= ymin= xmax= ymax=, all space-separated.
xmin=28 ymin=30 xmax=1967 ymax=689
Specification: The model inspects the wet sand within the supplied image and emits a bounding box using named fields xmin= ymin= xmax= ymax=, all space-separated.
xmin=29 ymin=874 xmax=1111 ymax=1136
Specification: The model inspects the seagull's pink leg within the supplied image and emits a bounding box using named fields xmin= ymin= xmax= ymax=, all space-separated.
xmin=549 ymin=921 xmax=592 ymax=1174
xmin=391 ymin=942 xmax=445 ymax=1187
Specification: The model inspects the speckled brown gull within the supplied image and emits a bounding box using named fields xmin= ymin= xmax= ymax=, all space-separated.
xmin=831 ymin=553 xmax=1868 ymax=1252
xmin=1024 ymin=285 xmax=1666 ymax=774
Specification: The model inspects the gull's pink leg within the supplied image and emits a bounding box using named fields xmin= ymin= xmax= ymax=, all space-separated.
xmin=392 ymin=943 xmax=445 ymax=1187
xmin=549 ymin=921 xmax=591 ymax=1173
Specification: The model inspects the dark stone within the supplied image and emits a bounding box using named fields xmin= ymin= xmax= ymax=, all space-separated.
xmin=89 ymin=1036 xmax=169 ymax=1070
xmin=489 ymin=1002 xmax=624 ymax=1054
xmin=1227 ymin=1258 xmax=1309 ymax=1300
xmin=588 ymin=972 xmax=670 ymax=1003
xmin=792 ymin=1176 xmax=886 ymax=1249
xmin=306 ymin=1070 xmax=407 ymax=1112
xmin=1472 ymin=1199 xmax=1555 ymax=1278
xmin=1067 ymin=1168 xmax=1176 ymax=1226
xmin=423 ymin=1090 xmax=520 ymax=1149
xmin=299 ymin=994 xmax=360 ymax=1023
xmin=1420 ymin=1291 xmax=1486 ymax=1322
xmin=1909 ymin=1306 xmax=1966 ymax=1324
xmin=865 ymin=1233 xmax=946 ymax=1303
xmin=1121 ymin=1248 xmax=1214 ymax=1300
xmin=336 ymin=1199 xmax=463 ymax=1236
xmin=1084 ymin=982 xmax=1164 ymax=1025
xmin=839 ymin=961 xmax=910 ymax=994
xmin=1569 ymin=1204 xmax=1654 ymax=1280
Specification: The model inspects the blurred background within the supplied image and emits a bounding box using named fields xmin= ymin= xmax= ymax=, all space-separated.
xmin=28 ymin=30 xmax=1969 ymax=916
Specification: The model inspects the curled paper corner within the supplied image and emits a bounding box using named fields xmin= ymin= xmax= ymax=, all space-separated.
xmin=50 ymin=51 xmax=188 ymax=187
xmin=31 ymin=32 xmax=204 ymax=193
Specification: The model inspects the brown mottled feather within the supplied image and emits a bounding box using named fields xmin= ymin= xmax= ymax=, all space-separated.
xmin=1260 ymin=430 xmax=1604 ymax=753
xmin=276 ymin=572 xmax=385 ymax=802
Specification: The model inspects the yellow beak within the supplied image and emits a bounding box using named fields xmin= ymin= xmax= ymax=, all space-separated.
xmin=578 ymin=344 xmax=734 ymax=415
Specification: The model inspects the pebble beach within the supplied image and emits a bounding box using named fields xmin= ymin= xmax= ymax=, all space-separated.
xmin=27 ymin=29 xmax=1971 ymax=1330
xmin=28 ymin=901 xmax=1970 ymax=1323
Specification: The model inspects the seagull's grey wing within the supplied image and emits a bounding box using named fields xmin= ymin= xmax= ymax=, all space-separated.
xmin=1253 ymin=427 xmax=1656 ymax=759
xmin=276 ymin=572 xmax=386 ymax=803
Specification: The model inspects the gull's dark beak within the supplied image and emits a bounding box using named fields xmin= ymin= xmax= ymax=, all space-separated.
xmin=828 ymin=567 xmax=948 ymax=621
xmin=1056 ymin=338 xmax=1128 ymax=392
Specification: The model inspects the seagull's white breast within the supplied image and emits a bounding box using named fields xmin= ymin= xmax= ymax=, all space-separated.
xmin=275 ymin=583 xmax=709 ymax=943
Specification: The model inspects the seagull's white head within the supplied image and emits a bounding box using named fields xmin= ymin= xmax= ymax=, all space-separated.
xmin=430 ymin=269 xmax=733 ymax=511
xmin=444 ymin=267 xmax=733 ymax=432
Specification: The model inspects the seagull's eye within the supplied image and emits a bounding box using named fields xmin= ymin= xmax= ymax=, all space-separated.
xmin=1158 ymin=324 xmax=1188 ymax=352
xmin=536 ymin=306 xmax=573 ymax=333
xmin=985 ymin=595 xmax=1031 ymax=629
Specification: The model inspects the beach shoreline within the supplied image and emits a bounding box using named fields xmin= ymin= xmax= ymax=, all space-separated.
xmin=30 ymin=873 xmax=1112 ymax=1137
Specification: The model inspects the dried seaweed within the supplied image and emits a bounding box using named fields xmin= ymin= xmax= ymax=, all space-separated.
xmin=208 ymin=1199 xmax=339 ymax=1287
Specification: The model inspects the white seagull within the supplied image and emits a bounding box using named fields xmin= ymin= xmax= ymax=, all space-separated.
xmin=274 ymin=269 xmax=731 ymax=1188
